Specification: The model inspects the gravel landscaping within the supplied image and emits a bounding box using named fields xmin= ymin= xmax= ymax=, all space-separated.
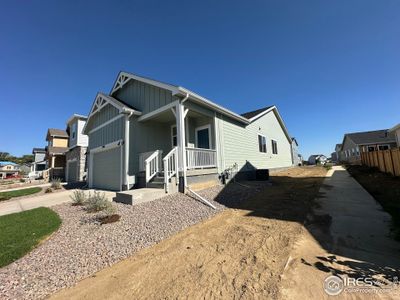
xmin=0 ymin=182 xmax=267 ymax=300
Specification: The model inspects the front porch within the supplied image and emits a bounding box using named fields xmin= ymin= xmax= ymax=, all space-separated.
xmin=132 ymin=100 xmax=220 ymax=193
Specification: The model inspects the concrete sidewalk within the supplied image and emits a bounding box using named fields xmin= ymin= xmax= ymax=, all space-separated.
xmin=0 ymin=189 xmax=116 ymax=216
xmin=281 ymin=166 xmax=400 ymax=299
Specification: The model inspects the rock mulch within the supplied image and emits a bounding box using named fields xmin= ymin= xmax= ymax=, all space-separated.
xmin=0 ymin=182 xmax=267 ymax=299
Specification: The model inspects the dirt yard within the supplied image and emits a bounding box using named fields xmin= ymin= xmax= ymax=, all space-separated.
xmin=51 ymin=167 xmax=327 ymax=300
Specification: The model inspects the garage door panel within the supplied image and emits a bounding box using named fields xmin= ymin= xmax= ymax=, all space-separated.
xmin=92 ymin=147 xmax=121 ymax=191
xmin=67 ymin=161 xmax=78 ymax=182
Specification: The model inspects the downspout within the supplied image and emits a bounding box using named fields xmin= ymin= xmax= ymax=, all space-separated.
xmin=122 ymin=109 xmax=133 ymax=190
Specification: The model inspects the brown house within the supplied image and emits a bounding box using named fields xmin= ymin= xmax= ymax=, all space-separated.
xmin=45 ymin=128 xmax=69 ymax=179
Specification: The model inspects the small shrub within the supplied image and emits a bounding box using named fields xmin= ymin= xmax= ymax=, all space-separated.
xmin=19 ymin=178 xmax=26 ymax=183
xmin=45 ymin=187 xmax=53 ymax=193
xmin=70 ymin=190 xmax=87 ymax=206
xmin=85 ymin=191 xmax=114 ymax=213
xmin=51 ymin=178 xmax=62 ymax=190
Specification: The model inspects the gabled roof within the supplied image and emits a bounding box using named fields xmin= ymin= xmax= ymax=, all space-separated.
xmin=342 ymin=129 xmax=396 ymax=149
xmin=241 ymin=106 xmax=274 ymax=119
xmin=389 ymin=123 xmax=400 ymax=132
xmin=110 ymin=71 xmax=250 ymax=125
xmin=66 ymin=114 xmax=87 ymax=125
xmin=32 ymin=148 xmax=46 ymax=154
xmin=46 ymin=129 xmax=68 ymax=141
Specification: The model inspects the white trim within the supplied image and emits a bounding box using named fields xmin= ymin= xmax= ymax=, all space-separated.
xmin=66 ymin=114 xmax=87 ymax=126
xmin=389 ymin=124 xmax=400 ymax=132
xmin=249 ymin=106 xmax=292 ymax=145
xmin=195 ymin=124 xmax=212 ymax=149
xmin=258 ymin=134 xmax=267 ymax=153
xmin=83 ymin=93 xmax=141 ymax=134
xmin=111 ymin=71 xmax=178 ymax=95
xmin=88 ymin=140 xmax=123 ymax=190
xmin=88 ymin=114 xmax=124 ymax=134
xmin=138 ymin=100 xmax=179 ymax=122
xmin=271 ymin=139 xmax=278 ymax=155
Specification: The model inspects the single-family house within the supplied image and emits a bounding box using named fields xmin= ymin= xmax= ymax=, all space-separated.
xmin=83 ymin=71 xmax=294 ymax=192
xmin=290 ymin=137 xmax=302 ymax=166
xmin=65 ymin=114 xmax=89 ymax=182
xmin=340 ymin=129 xmax=397 ymax=164
xmin=389 ymin=124 xmax=400 ymax=147
xmin=31 ymin=148 xmax=46 ymax=172
xmin=45 ymin=128 xmax=69 ymax=179
xmin=0 ymin=161 xmax=20 ymax=179
xmin=308 ymin=154 xmax=327 ymax=165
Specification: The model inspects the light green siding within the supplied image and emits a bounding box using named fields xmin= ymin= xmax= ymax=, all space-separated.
xmin=221 ymin=111 xmax=292 ymax=171
xmin=88 ymin=116 xmax=124 ymax=150
xmin=85 ymin=104 xmax=119 ymax=132
xmin=114 ymin=80 xmax=179 ymax=114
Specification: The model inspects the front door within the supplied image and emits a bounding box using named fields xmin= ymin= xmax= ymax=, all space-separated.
xmin=196 ymin=125 xmax=210 ymax=149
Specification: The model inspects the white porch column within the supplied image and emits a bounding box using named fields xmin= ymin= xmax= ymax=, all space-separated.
xmin=176 ymin=101 xmax=187 ymax=190
xmin=123 ymin=113 xmax=131 ymax=190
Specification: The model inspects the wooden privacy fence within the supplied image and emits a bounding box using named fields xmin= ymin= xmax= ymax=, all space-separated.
xmin=360 ymin=148 xmax=400 ymax=176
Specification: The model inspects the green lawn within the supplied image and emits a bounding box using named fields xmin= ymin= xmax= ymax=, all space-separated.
xmin=0 ymin=207 xmax=61 ymax=267
xmin=0 ymin=187 xmax=42 ymax=201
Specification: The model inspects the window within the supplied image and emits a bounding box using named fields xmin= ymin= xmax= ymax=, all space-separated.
xmin=71 ymin=123 xmax=77 ymax=139
xmin=367 ymin=146 xmax=375 ymax=152
xmin=272 ymin=140 xmax=278 ymax=154
xmin=195 ymin=125 xmax=211 ymax=149
xmin=378 ymin=145 xmax=389 ymax=151
xmin=171 ymin=125 xmax=177 ymax=147
xmin=258 ymin=134 xmax=267 ymax=153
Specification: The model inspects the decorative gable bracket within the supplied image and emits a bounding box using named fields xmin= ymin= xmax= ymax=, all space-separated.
xmin=111 ymin=74 xmax=131 ymax=94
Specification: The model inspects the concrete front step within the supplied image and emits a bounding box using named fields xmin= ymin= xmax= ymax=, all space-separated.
xmin=147 ymin=182 xmax=164 ymax=189
xmin=114 ymin=188 xmax=167 ymax=205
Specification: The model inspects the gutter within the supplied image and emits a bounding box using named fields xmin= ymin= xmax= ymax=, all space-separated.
xmin=173 ymin=87 xmax=250 ymax=125
xmin=121 ymin=109 xmax=134 ymax=190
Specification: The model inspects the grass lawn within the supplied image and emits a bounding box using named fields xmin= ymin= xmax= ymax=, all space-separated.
xmin=0 ymin=207 xmax=61 ymax=267
xmin=347 ymin=165 xmax=400 ymax=239
xmin=0 ymin=187 xmax=42 ymax=201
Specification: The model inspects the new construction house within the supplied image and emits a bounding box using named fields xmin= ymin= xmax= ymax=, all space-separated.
xmin=83 ymin=72 xmax=295 ymax=193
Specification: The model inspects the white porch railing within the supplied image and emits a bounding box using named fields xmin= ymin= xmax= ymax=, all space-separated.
xmin=163 ymin=147 xmax=178 ymax=193
xmin=186 ymin=147 xmax=217 ymax=169
xmin=144 ymin=150 xmax=162 ymax=184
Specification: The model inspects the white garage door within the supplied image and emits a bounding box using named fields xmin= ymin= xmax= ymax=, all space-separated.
xmin=92 ymin=146 xmax=121 ymax=191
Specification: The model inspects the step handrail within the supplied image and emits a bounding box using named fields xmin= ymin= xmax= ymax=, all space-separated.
xmin=145 ymin=150 xmax=162 ymax=184
xmin=163 ymin=147 xmax=178 ymax=193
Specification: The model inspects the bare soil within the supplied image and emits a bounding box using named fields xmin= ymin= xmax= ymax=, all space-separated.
xmin=51 ymin=167 xmax=327 ymax=300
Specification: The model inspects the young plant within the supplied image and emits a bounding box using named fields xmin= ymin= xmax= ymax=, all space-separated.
xmin=70 ymin=190 xmax=87 ymax=206
xmin=50 ymin=178 xmax=62 ymax=190
xmin=85 ymin=191 xmax=113 ymax=213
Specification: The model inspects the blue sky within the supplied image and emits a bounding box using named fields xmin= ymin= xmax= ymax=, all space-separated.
xmin=0 ymin=0 xmax=399 ymax=158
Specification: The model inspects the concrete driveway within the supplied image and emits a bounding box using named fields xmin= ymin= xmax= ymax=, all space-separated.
xmin=0 ymin=189 xmax=116 ymax=216
xmin=280 ymin=166 xmax=400 ymax=299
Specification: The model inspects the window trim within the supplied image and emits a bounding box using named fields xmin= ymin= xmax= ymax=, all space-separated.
xmin=171 ymin=125 xmax=177 ymax=147
xmin=258 ymin=134 xmax=267 ymax=153
xmin=378 ymin=144 xmax=390 ymax=151
xmin=271 ymin=139 xmax=278 ymax=155
xmin=195 ymin=124 xmax=212 ymax=149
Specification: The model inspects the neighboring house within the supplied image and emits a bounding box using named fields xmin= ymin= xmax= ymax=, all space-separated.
xmin=0 ymin=161 xmax=20 ymax=179
xmin=308 ymin=154 xmax=327 ymax=165
xmin=65 ymin=114 xmax=89 ymax=182
xmin=333 ymin=144 xmax=342 ymax=162
xmin=45 ymin=128 xmax=69 ymax=180
xmin=290 ymin=137 xmax=302 ymax=166
xmin=31 ymin=148 xmax=47 ymax=172
xmin=389 ymin=124 xmax=400 ymax=147
xmin=83 ymin=71 xmax=294 ymax=192
xmin=340 ymin=129 xmax=397 ymax=164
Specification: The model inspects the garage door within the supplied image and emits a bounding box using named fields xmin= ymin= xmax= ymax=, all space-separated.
xmin=67 ymin=160 xmax=78 ymax=182
xmin=92 ymin=146 xmax=121 ymax=191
